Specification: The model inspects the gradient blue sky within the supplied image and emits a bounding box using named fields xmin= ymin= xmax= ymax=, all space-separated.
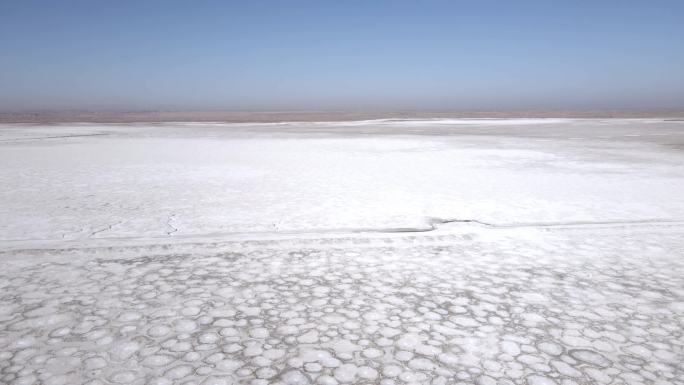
xmin=1 ymin=0 xmax=683 ymax=111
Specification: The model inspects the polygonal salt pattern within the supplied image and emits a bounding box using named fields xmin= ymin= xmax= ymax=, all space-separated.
xmin=1 ymin=231 xmax=683 ymax=385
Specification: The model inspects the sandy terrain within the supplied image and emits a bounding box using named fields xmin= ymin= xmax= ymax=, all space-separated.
xmin=1 ymin=119 xmax=683 ymax=385
xmin=2 ymin=109 xmax=684 ymax=124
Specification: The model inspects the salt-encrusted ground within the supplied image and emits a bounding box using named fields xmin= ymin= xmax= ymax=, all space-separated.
xmin=1 ymin=119 xmax=683 ymax=385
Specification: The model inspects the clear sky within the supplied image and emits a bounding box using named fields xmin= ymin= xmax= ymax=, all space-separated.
xmin=1 ymin=0 xmax=683 ymax=111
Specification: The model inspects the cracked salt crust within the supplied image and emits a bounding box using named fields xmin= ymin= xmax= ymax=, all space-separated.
xmin=1 ymin=230 xmax=682 ymax=384
xmin=1 ymin=119 xmax=684 ymax=384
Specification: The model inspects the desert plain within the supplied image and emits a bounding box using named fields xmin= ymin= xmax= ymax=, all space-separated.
xmin=0 ymin=118 xmax=683 ymax=385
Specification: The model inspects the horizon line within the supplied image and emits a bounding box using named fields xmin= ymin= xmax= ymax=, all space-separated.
xmin=2 ymin=108 xmax=684 ymax=124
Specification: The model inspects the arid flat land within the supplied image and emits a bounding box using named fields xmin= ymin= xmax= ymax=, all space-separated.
xmin=2 ymin=109 xmax=684 ymax=124
xmin=1 ymin=119 xmax=683 ymax=385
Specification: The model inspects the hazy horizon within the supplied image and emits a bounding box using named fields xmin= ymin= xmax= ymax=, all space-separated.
xmin=2 ymin=1 xmax=684 ymax=111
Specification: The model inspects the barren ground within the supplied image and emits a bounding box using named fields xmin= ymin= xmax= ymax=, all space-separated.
xmin=1 ymin=119 xmax=683 ymax=385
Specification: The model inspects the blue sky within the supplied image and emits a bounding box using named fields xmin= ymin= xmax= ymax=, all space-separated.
xmin=1 ymin=0 xmax=683 ymax=110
